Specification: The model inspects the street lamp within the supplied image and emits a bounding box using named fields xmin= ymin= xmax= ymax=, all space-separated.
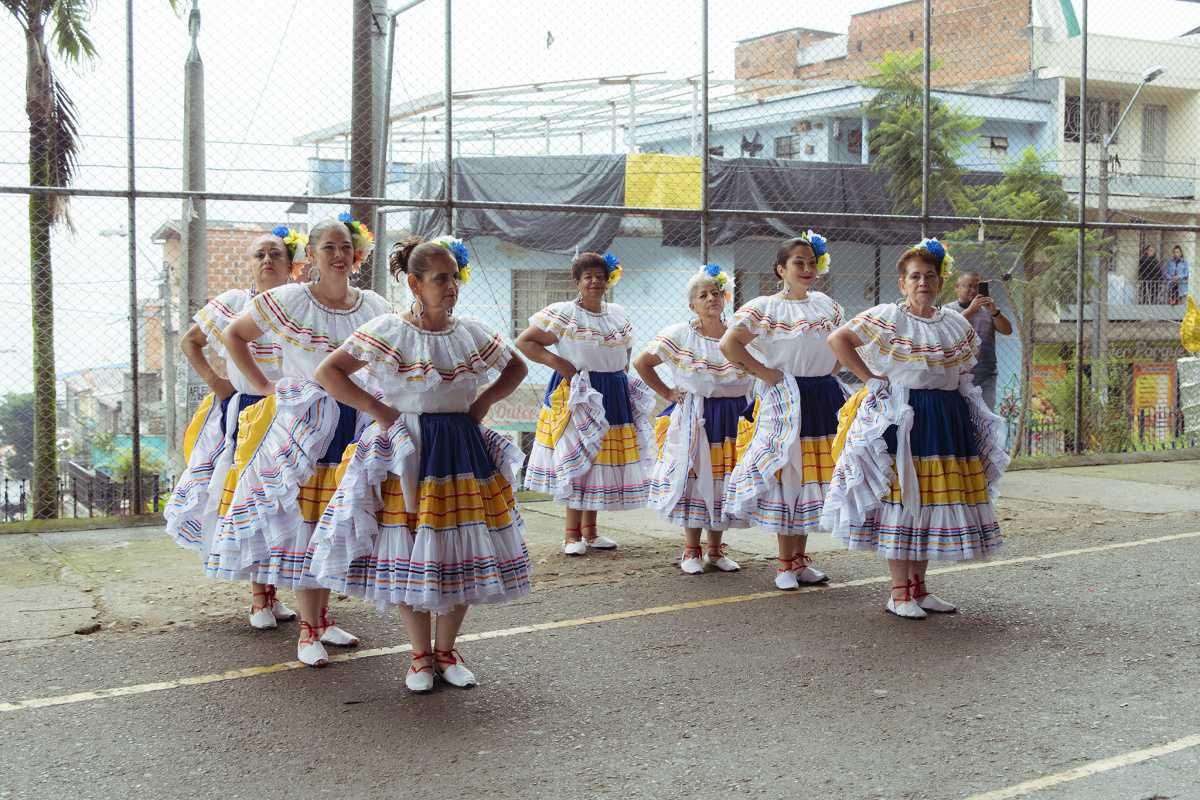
xmin=1091 ymin=64 xmax=1166 ymax=411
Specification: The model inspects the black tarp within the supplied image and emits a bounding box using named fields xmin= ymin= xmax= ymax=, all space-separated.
xmin=411 ymin=155 xmax=625 ymax=254
xmin=411 ymin=155 xmax=1000 ymax=251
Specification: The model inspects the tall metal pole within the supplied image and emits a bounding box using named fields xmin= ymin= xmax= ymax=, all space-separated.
xmin=125 ymin=0 xmax=142 ymax=512
xmin=699 ymin=0 xmax=710 ymax=266
xmin=1073 ymin=0 xmax=1089 ymax=454
xmin=920 ymin=0 xmax=931 ymax=239
xmin=1093 ymin=142 xmax=1108 ymax=412
xmin=161 ymin=267 xmax=177 ymax=472
xmin=443 ymin=0 xmax=453 ymax=235
xmin=181 ymin=0 xmax=207 ymax=421
xmin=374 ymin=10 xmax=398 ymax=298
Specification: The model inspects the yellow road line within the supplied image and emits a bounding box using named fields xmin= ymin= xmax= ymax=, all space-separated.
xmin=965 ymin=732 xmax=1200 ymax=799
xmin=2 ymin=529 xmax=1198 ymax=714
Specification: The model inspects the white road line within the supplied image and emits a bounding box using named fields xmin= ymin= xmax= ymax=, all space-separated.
xmin=1 ymin=529 xmax=1198 ymax=714
xmin=965 ymin=733 xmax=1200 ymax=799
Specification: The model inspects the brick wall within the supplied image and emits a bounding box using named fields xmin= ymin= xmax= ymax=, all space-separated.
xmin=737 ymin=0 xmax=1032 ymax=97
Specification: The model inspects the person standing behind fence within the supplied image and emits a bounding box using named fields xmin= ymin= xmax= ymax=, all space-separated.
xmin=823 ymin=239 xmax=1009 ymax=620
xmin=634 ymin=264 xmax=752 ymax=575
xmin=207 ymin=214 xmax=391 ymax=667
xmin=1138 ymin=245 xmax=1164 ymax=304
xmin=954 ymin=271 xmax=1011 ymax=410
xmin=517 ymin=252 xmax=654 ymax=556
xmin=719 ymin=232 xmax=845 ymax=591
xmin=1165 ymin=246 xmax=1190 ymax=306
xmin=165 ymin=227 xmax=299 ymax=630
xmin=308 ymin=236 xmax=532 ymax=692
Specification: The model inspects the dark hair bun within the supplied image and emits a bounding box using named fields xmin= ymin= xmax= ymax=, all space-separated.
xmin=389 ymin=236 xmax=423 ymax=280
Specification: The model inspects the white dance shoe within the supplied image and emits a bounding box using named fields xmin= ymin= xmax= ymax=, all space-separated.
xmin=249 ymin=606 xmax=278 ymax=630
xmin=406 ymin=652 xmax=435 ymax=693
xmin=297 ymin=624 xmax=330 ymax=667
xmin=917 ymin=593 xmax=958 ymax=614
xmin=585 ymin=534 xmax=618 ymax=550
xmin=318 ymin=611 xmax=359 ymax=648
xmin=435 ymin=649 xmax=478 ymax=688
xmin=562 ymin=539 xmax=588 ymax=556
xmin=680 ymin=547 xmax=705 ymax=575
xmin=885 ymin=596 xmax=928 ymax=620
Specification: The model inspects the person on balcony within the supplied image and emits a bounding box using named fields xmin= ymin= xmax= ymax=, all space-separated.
xmin=1138 ymin=245 xmax=1165 ymax=305
xmin=1165 ymin=245 xmax=1190 ymax=306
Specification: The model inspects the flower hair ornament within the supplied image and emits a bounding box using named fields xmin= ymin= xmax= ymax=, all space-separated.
xmin=337 ymin=212 xmax=375 ymax=260
xmin=272 ymin=225 xmax=309 ymax=264
xmin=910 ymin=237 xmax=955 ymax=279
xmin=701 ymin=263 xmax=735 ymax=302
xmin=428 ymin=235 xmax=472 ymax=284
xmin=603 ymin=252 xmax=622 ymax=289
xmin=798 ymin=230 xmax=831 ymax=274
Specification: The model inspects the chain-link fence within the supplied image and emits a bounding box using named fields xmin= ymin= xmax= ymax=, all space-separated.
xmin=1 ymin=0 xmax=1197 ymax=522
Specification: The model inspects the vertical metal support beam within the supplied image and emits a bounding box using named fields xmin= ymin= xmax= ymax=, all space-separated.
xmin=920 ymin=0 xmax=931 ymax=239
xmin=1073 ymin=0 xmax=1089 ymax=454
xmin=627 ymin=82 xmax=637 ymax=152
xmin=544 ymin=118 xmax=551 ymax=154
xmin=699 ymin=0 xmax=710 ymax=266
xmin=690 ymin=80 xmax=699 ymax=155
xmin=610 ymin=102 xmax=618 ymax=154
xmin=443 ymin=0 xmax=453 ymax=235
xmin=373 ymin=10 xmax=398 ymax=297
xmin=181 ymin=0 xmax=207 ymax=423
xmin=125 ymin=0 xmax=142 ymax=512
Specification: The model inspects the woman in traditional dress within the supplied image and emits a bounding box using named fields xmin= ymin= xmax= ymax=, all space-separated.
xmin=823 ymin=239 xmax=1008 ymax=619
xmin=517 ymin=252 xmax=654 ymax=555
xmin=208 ymin=214 xmax=391 ymax=665
xmin=309 ymin=235 xmax=532 ymax=692
xmin=165 ymin=227 xmax=299 ymax=629
xmin=634 ymin=264 xmax=751 ymax=574
xmin=720 ymin=233 xmax=845 ymax=591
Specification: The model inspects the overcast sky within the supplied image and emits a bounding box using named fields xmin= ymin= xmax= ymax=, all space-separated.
xmin=0 ymin=0 xmax=1198 ymax=395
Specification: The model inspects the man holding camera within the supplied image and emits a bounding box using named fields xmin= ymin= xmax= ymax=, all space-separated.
xmin=955 ymin=271 xmax=1012 ymax=410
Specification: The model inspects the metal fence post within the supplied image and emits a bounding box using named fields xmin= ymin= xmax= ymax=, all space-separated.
xmin=699 ymin=0 xmax=710 ymax=266
xmin=1073 ymin=0 xmax=1089 ymax=454
xmin=443 ymin=0 xmax=453 ymax=235
xmin=921 ymin=0 xmax=931 ymax=239
xmin=125 ymin=0 xmax=143 ymax=509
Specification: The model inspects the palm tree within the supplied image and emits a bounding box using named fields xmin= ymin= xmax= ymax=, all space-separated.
xmin=4 ymin=1 xmax=173 ymax=518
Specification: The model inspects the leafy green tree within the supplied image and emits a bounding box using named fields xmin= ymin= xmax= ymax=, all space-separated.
xmin=948 ymin=148 xmax=1110 ymax=454
xmin=863 ymin=50 xmax=982 ymax=214
xmin=0 ymin=393 xmax=35 ymax=479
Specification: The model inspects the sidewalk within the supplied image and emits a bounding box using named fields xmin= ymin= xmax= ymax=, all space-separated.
xmin=2 ymin=460 xmax=1197 ymax=650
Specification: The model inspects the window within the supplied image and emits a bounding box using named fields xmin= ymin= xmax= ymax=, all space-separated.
xmin=1064 ymin=96 xmax=1122 ymax=144
xmin=774 ymin=135 xmax=798 ymax=159
xmin=511 ymin=270 xmax=579 ymax=338
xmin=1141 ymin=104 xmax=1167 ymax=177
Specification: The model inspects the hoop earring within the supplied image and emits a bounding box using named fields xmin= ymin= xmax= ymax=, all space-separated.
xmin=309 ymin=265 xmax=321 ymax=283
xmin=411 ymin=299 xmax=424 ymax=322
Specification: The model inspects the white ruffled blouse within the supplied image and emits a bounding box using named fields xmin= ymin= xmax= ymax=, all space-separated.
xmin=729 ymin=292 xmax=843 ymax=377
xmin=847 ymin=302 xmax=979 ymax=390
xmin=340 ymin=314 xmax=514 ymax=414
xmin=529 ymin=300 xmax=632 ymax=373
xmin=643 ymin=322 xmax=752 ymax=399
xmin=194 ymin=288 xmax=284 ymax=394
xmin=247 ymin=283 xmax=392 ymax=380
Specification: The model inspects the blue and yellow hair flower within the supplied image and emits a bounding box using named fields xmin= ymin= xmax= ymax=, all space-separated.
xmin=699 ymin=263 xmax=734 ymax=301
xmin=799 ymin=229 xmax=831 ymax=274
xmin=336 ymin=212 xmax=374 ymax=259
xmin=911 ymin=237 xmax=955 ymax=279
xmin=429 ymin=235 xmax=472 ymax=284
xmin=603 ymin=252 xmax=622 ymax=288
xmin=271 ymin=225 xmax=308 ymax=263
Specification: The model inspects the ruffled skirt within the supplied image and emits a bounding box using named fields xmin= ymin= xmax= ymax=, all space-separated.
xmin=648 ymin=395 xmax=748 ymax=530
xmin=205 ymin=380 xmax=363 ymax=588
xmin=309 ymin=412 xmax=532 ymax=613
xmin=821 ymin=380 xmax=1008 ymax=561
xmin=524 ymin=370 xmax=653 ymax=510
xmin=723 ymin=375 xmax=843 ymax=536
xmin=165 ymin=391 xmax=263 ymax=563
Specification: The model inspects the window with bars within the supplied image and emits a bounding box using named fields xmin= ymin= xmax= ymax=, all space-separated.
xmin=774 ymin=135 xmax=798 ymax=159
xmin=1141 ymin=104 xmax=1167 ymax=177
xmin=1064 ymin=96 xmax=1122 ymax=144
xmin=509 ymin=270 xmax=615 ymax=338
